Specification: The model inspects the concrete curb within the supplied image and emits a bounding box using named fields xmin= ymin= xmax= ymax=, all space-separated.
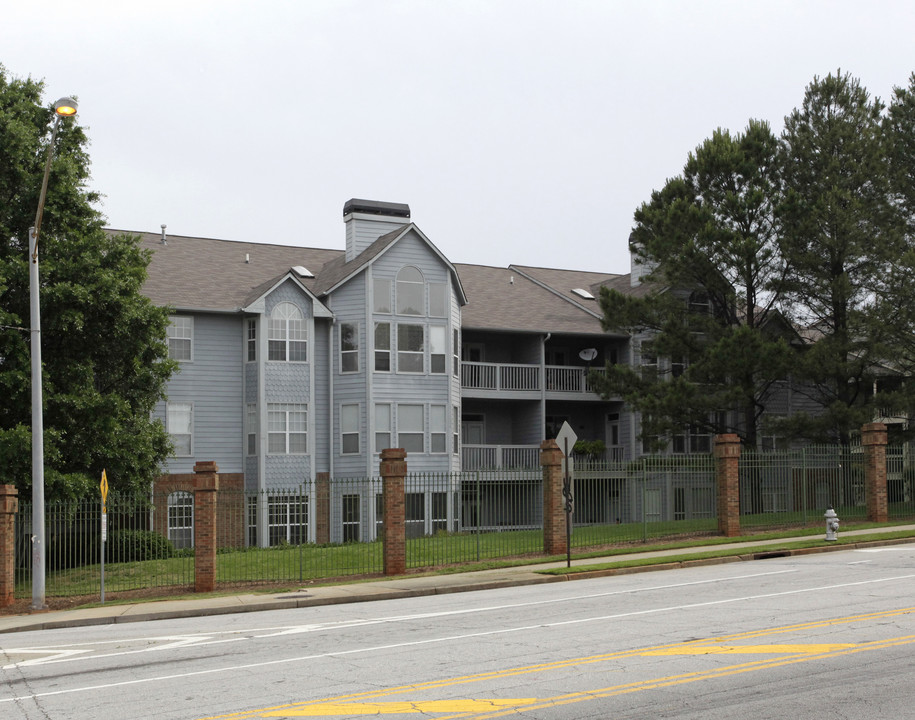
xmin=2 ymin=534 xmax=913 ymax=634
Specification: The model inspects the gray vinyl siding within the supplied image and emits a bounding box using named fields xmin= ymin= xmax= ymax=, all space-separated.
xmin=345 ymin=216 xmax=408 ymax=261
xmin=156 ymin=312 xmax=244 ymax=474
xmin=263 ymin=282 xmax=313 ymax=487
xmin=244 ymin=350 xmax=258 ymax=405
xmin=312 ymin=318 xmax=331 ymax=474
xmin=327 ymin=272 xmax=367 ymax=477
xmin=513 ymin=404 xmax=543 ymax=445
xmin=368 ymin=233 xmax=455 ymax=473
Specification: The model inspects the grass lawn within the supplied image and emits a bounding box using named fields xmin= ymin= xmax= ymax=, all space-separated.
xmin=18 ymin=518 xmax=915 ymax=599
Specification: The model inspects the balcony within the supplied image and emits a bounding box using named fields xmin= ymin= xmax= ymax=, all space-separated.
xmin=461 ymin=444 xmax=629 ymax=471
xmin=462 ymin=445 xmax=540 ymax=470
xmin=461 ymin=362 xmax=609 ymax=397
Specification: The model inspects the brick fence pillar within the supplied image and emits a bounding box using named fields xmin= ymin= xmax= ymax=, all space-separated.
xmin=862 ymin=422 xmax=888 ymax=523
xmin=380 ymin=449 xmax=406 ymax=576
xmin=315 ymin=472 xmax=331 ymax=545
xmin=715 ymin=434 xmax=741 ymax=537
xmin=0 ymin=485 xmax=18 ymax=608
xmin=541 ymin=439 xmax=567 ymax=556
xmin=193 ymin=461 xmax=219 ymax=592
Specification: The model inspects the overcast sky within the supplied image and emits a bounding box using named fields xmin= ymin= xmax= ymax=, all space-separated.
xmin=5 ymin=1 xmax=914 ymax=273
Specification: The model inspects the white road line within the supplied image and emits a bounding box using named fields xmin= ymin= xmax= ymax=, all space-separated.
xmin=1 ymin=569 xmax=799 ymax=655
xmin=1 ymin=572 xmax=913 ymax=705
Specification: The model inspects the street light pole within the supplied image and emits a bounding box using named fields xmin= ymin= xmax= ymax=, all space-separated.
xmin=30 ymin=96 xmax=77 ymax=611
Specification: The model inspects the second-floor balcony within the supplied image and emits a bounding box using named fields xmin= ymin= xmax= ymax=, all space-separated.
xmin=462 ymin=444 xmax=629 ymax=471
xmin=461 ymin=361 xmax=611 ymax=396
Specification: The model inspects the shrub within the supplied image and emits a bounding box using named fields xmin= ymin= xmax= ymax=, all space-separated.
xmin=107 ymin=530 xmax=175 ymax=562
xmin=573 ymin=439 xmax=606 ymax=459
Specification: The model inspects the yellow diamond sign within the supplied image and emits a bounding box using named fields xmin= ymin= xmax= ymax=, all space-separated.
xmin=100 ymin=469 xmax=109 ymax=512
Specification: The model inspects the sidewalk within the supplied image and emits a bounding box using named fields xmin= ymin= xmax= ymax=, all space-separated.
xmin=2 ymin=526 xmax=913 ymax=635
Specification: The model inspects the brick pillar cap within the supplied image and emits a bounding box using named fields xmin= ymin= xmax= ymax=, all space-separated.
xmin=861 ymin=422 xmax=888 ymax=444
xmin=380 ymin=448 xmax=407 ymax=461
xmin=194 ymin=460 xmax=219 ymax=473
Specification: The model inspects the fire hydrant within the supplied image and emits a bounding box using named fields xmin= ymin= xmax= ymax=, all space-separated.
xmin=825 ymin=506 xmax=840 ymax=542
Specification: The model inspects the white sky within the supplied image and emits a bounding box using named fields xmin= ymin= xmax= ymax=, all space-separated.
xmin=5 ymin=1 xmax=914 ymax=273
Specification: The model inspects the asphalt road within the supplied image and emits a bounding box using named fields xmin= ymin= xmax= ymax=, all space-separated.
xmin=2 ymin=544 xmax=915 ymax=719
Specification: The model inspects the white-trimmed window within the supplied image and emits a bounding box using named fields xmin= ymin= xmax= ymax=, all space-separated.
xmin=398 ymin=404 xmax=424 ymax=453
xmin=397 ymin=324 xmax=424 ymax=373
xmin=268 ymin=403 xmax=307 ymax=454
xmin=396 ymin=267 xmax=424 ymax=315
xmin=431 ymin=405 xmax=446 ymax=453
xmin=167 ymin=491 xmax=194 ymax=549
xmin=430 ymin=326 xmax=446 ymax=374
xmin=453 ymin=406 xmax=460 ymax=454
xmin=640 ymin=341 xmax=657 ymax=380
xmin=246 ymin=318 xmax=256 ymax=362
xmin=453 ymin=329 xmax=460 ymax=377
xmin=268 ymin=302 xmax=307 ymax=362
xmin=167 ymin=402 xmax=193 ymax=456
xmin=430 ymin=282 xmax=446 ymax=317
xmin=341 ymin=403 xmax=360 ymax=454
xmin=167 ymin=316 xmax=192 ymax=361
xmin=340 ymin=323 xmax=359 ymax=373
xmin=671 ymin=356 xmax=687 ymax=378
xmin=374 ymin=322 xmax=391 ymax=372
xmin=761 ymin=414 xmax=788 ymax=452
xmin=268 ymin=494 xmax=307 ymax=545
xmin=375 ymin=403 xmax=391 ymax=452
xmin=673 ymin=425 xmax=710 ymax=454
xmin=342 ymin=494 xmax=360 ymax=542
xmin=688 ymin=291 xmax=711 ymax=315
xmin=246 ymin=404 xmax=257 ymax=456
xmin=373 ymin=278 xmax=392 ymax=313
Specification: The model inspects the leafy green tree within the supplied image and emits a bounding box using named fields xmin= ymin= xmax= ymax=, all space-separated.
xmin=0 ymin=65 xmax=176 ymax=498
xmin=776 ymin=71 xmax=913 ymax=444
xmin=594 ymin=120 xmax=793 ymax=448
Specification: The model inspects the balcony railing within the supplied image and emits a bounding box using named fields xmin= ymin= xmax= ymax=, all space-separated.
xmin=461 ymin=362 xmax=608 ymax=395
xmin=462 ymin=444 xmax=540 ymax=470
xmin=461 ymin=444 xmax=629 ymax=471
xmin=461 ymin=362 xmax=541 ymax=391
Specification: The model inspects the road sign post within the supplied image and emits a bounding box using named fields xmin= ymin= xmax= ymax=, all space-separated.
xmin=555 ymin=422 xmax=578 ymax=568
xmin=100 ymin=470 xmax=108 ymax=603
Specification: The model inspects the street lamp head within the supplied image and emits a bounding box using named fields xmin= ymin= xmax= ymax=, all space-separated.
xmin=54 ymin=97 xmax=78 ymax=117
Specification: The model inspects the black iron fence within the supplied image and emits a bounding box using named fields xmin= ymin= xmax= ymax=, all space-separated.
xmin=12 ymin=446 xmax=915 ymax=599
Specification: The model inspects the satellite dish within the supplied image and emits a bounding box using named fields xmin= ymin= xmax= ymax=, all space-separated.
xmin=579 ymin=348 xmax=597 ymax=362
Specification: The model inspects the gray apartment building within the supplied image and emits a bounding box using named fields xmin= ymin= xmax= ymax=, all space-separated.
xmin=132 ymin=198 xmax=817 ymax=545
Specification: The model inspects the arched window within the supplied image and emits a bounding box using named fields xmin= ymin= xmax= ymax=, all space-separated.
xmin=269 ymin=302 xmax=307 ymax=361
xmin=396 ymin=267 xmax=424 ymax=315
xmin=167 ymin=491 xmax=193 ymax=549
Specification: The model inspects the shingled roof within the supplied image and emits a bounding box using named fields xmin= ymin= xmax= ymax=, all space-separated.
xmin=455 ymin=263 xmax=624 ymax=336
xmin=124 ymin=230 xmax=343 ymax=311
xmin=119 ymin=228 xmax=630 ymax=335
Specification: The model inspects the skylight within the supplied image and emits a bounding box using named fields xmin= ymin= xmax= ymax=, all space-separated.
xmin=292 ymin=266 xmax=314 ymax=278
xmin=571 ymin=288 xmax=595 ymax=300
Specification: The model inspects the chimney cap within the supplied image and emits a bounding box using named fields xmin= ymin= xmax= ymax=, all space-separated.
xmin=343 ymin=198 xmax=410 ymax=219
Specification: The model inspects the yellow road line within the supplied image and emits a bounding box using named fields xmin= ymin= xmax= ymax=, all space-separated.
xmin=260 ymin=699 xmax=539 ymax=716
xmin=449 ymin=635 xmax=915 ymax=719
xmin=641 ymin=643 xmax=858 ymax=655
xmin=199 ymin=607 xmax=915 ymax=720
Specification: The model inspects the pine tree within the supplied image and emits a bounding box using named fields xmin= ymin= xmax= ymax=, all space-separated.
xmin=777 ymin=71 xmax=911 ymax=444
xmin=594 ymin=120 xmax=793 ymax=448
